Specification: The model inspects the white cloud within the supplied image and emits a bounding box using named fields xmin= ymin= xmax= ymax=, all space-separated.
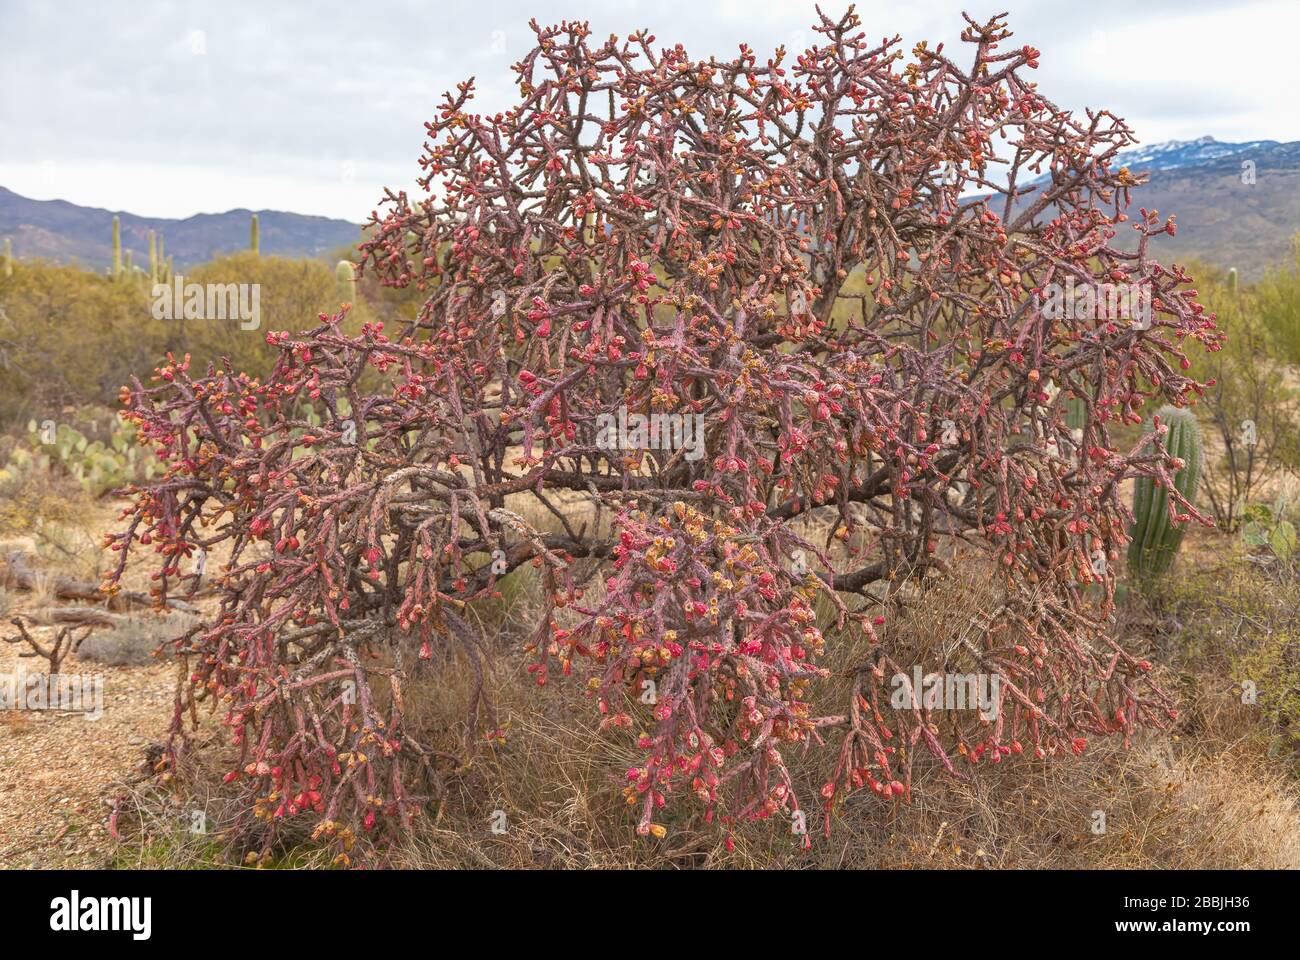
xmin=1 ymin=0 xmax=1296 ymax=221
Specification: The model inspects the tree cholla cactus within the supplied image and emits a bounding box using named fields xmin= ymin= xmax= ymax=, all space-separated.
xmin=109 ymin=11 xmax=1219 ymax=860
xmin=1128 ymin=406 xmax=1202 ymax=579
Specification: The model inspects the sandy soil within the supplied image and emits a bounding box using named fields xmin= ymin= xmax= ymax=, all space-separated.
xmin=0 ymin=640 xmax=173 ymax=867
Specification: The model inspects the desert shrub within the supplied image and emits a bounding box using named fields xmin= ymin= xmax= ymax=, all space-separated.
xmin=1233 ymin=619 xmax=1300 ymax=773
xmin=0 ymin=261 xmax=160 ymax=425
xmin=109 ymin=11 xmax=1219 ymax=862
xmin=1160 ymin=535 xmax=1300 ymax=777
xmin=176 ymin=253 xmax=356 ymax=379
xmin=0 ymin=461 xmax=101 ymax=577
xmin=1256 ymin=234 xmax=1300 ymax=365
xmin=0 ymin=254 xmax=365 ymax=429
xmin=1187 ymin=264 xmax=1300 ymax=529
xmin=77 ymin=614 xmax=197 ymax=667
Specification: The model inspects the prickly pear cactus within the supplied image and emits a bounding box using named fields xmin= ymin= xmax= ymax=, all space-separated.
xmin=1128 ymin=406 xmax=1202 ymax=580
xmin=20 ymin=418 xmax=160 ymax=497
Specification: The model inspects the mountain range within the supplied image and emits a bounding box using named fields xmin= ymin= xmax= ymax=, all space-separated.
xmin=1107 ymin=136 xmax=1300 ymax=278
xmin=1 ymin=136 xmax=1297 ymax=278
xmin=0 ymin=186 xmax=362 ymax=271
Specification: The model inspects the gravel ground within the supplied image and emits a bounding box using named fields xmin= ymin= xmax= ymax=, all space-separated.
xmin=0 ymin=628 xmax=175 ymax=868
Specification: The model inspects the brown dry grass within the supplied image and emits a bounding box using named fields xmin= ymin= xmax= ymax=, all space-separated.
xmin=369 ymin=544 xmax=1300 ymax=870
xmin=4 ymin=473 xmax=1299 ymax=870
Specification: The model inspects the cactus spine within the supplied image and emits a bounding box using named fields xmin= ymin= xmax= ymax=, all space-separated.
xmin=1128 ymin=406 xmax=1202 ymax=580
xmin=250 ymin=214 xmax=260 ymax=256
xmin=3 ymin=237 xmax=11 ymax=278
xmin=112 ymin=216 xmax=122 ymax=279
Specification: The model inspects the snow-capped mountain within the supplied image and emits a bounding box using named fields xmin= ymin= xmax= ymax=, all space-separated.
xmin=1105 ymin=136 xmax=1300 ymax=277
xmin=1013 ymin=136 xmax=1298 ymax=278
xmin=1114 ymin=135 xmax=1300 ymax=174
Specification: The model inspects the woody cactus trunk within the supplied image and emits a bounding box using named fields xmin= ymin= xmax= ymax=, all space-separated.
xmin=109 ymin=11 xmax=1220 ymax=864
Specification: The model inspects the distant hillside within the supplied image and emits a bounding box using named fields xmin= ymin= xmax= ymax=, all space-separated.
xmin=3 ymin=136 xmax=1297 ymax=279
xmin=1113 ymin=137 xmax=1300 ymax=279
xmin=1013 ymin=137 xmax=1300 ymax=279
xmin=0 ymin=186 xmax=362 ymax=271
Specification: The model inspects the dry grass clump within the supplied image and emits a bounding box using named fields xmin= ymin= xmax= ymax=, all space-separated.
xmin=76 ymin=614 xmax=198 ymax=667
xmin=385 ymin=548 xmax=1300 ymax=869
xmin=0 ymin=468 xmax=104 ymax=582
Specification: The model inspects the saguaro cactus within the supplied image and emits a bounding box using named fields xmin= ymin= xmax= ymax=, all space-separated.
xmin=1065 ymin=396 xmax=1087 ymax=432
xmin=250 ymin=214 xmax=260 ymax=256
xmin=335 ymin=259 xmax=356 ymax=306
xmin=157 ymin=235 xmax=169 ymax=283
xmin=112 ymin=216 xmax=122 ymax=279
xmin=148 ymin=230 xmax=159 ymax=284
xmin=1227 ymin=267 xmax=1238 ymax=296
xmin=2 ymin=237 xmax=11 ymax=278
xmin=1128 ymin=406 xmax=1203 ymax=580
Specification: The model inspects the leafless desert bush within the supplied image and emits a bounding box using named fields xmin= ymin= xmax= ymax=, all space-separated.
xmin=77 ymin=614 xmax=198 ymax=667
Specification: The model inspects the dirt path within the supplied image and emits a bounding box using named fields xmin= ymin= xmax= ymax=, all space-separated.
xmin=0 ymin=623 xmax=174 ymax=868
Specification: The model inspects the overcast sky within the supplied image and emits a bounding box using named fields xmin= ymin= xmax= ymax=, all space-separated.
xmin=2 ymin=0 xmax=1297 ymax=222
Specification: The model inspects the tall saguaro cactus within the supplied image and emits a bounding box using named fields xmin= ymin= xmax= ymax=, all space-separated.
xmin=250 ymin=214 xmax=260 ymax=256
xmin=148 ymin=230 xmax=159 ymax=284
xmin=1065 ymin=396 xmax=1087 ymax=432
xmin=335 ymin=259 xmax=357 ymax=306
xmin=1128 ymin=406 xmax=1203 ymax=580
xmin=111 ymin=216 xmax=122 ymax=279
xmin=2 ymin=237 xmax=12 ymax=278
